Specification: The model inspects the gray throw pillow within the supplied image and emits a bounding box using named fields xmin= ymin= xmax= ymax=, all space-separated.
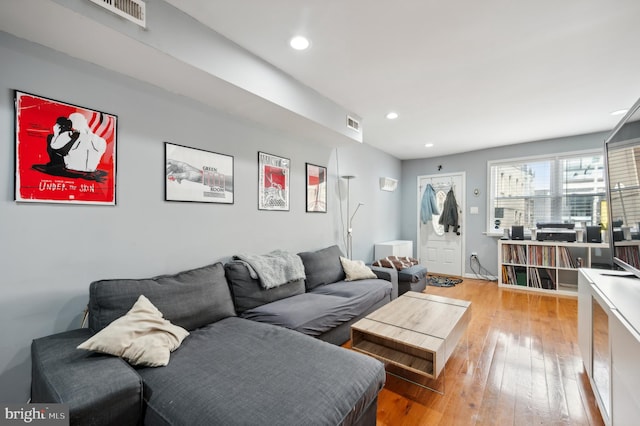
xmin=297 ymin=245 xmax=346 ymax=291
xmin=88 ymin=262 xmax=236 ymax=332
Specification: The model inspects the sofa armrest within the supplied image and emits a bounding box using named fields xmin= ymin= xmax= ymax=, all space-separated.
xmin=369 ymin=266 xmax=399 ymax=299
xmin=31 ymin=329 xmax=143 ymax=426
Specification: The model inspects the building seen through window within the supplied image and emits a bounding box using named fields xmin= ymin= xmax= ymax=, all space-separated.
xmin=489 ymin=151 xmax=605 ymax=234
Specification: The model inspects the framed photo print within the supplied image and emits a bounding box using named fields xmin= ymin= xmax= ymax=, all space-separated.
xmin=14 ymin=90 xmax=117 ymax=205
xmin=258 ymin=151 xmax=289 ymax=211
xmin=306 ymin=163 xmax=327 ymax=213
xmin=165 ymin=142 xmax=234 ymax=204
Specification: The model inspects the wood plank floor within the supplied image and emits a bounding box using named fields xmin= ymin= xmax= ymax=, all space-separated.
xmin=343 ymin=278 xmax=604 ymax=426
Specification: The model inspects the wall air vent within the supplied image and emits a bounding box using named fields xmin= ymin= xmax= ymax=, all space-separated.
xmin=379 ymin=177 xmax=398 ymax=192
xmin=346 ymin=115 xmax=361 ymax=133
xmin=88 ymin=0 xmax=146 ymax=28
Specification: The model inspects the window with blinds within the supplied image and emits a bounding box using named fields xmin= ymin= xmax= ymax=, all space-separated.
xmin=607 ymin=144 xmax=640 ymax=234
xmin=488 ymin=150 xmax=605 ymax=234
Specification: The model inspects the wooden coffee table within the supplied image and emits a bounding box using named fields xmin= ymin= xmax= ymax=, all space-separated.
xmin=351 ymin=291 xmax=471 ymax=382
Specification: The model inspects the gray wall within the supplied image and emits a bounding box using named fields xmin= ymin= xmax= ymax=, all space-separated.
xmin=0 ymin=21 xmax=611 ymax=403
xmin=0 ymin=32 xmax=402 ymax=401
xmin=401 ymin=132 xmax=607 ymax=278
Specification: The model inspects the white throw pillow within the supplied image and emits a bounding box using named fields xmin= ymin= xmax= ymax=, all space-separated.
xmin=77 ymin=294 xmax=189 ymax=367
xmin=340 ymin=256 xmax=377 ymax=281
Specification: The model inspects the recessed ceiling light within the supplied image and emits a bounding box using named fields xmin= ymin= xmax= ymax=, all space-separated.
xmin=385 ymin=112 xmax=399 ymax=120
xmin=289 ymin=36 xmax=310 ymax=50
xmin=611 ymin=109 xmax=628 ymax=116
xmin=425 ymin=143 xmax=434 ymax=148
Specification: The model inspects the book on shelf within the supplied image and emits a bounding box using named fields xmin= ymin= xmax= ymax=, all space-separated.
xmin=543 ymin=268 xmax=556 ymax=290
xmin=615 ymin=246 xmax=640 ymax=269
xmin=502 ymin=244 xmax=526 ymax=264
xmin=502 ymin=265 xmax=527 ymax=285
xmin=558 ymin=246 xmax=577 ymax=268
xmin=528 ymin=268 xmax=556 ymax=290
xmin=528 ymin=246 xmax=555 ymax=267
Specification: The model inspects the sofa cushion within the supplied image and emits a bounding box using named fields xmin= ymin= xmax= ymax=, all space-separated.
xmin=138 ymin=317 xmax=385 ymax=425
xmin=310 ymin=279 xmax=391 ymax=301
xmin=397 ymin=264 xmax=428 ymax=283
xmin=241 ymin=279 xmax=391 ymax=337
xmin=298 ymin=245 xmax=346 ymax=290
xmin=224 ymin=260 xmax=305 ymax=314
xmin=240 ymin=293 xmax=347 ymax=336
xmin=88 ymin=262 xmax=236 ymax=333
xmin=78 ymin=295 xmax=189 ymax=367
xmin=31 ymin=329 xmax=143 ymax=425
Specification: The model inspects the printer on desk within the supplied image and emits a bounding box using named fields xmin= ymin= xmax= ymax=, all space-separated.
xmin=535 ymin=223 xmax=577 ymax=242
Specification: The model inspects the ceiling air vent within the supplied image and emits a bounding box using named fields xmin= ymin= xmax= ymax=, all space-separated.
xmin=88 ymin=0 xmax=146 ymax=28
xmin=346 ymin=115 xmax=361 ymax=133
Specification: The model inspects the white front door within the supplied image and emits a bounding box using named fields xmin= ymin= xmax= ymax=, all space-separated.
xmin=418 ymin=173 xmax=465 ymax=276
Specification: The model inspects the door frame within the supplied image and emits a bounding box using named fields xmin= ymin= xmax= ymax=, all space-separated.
xmin=416 ymin=172 xmax=466 ymax=277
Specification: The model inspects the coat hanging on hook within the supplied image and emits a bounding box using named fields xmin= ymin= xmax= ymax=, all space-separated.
xmin=420 ymin=184 xmax=439 ymax=224
xmin=438 ymin=188 xmax=461 ymax=235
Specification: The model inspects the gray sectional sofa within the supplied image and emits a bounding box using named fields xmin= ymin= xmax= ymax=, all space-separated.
xmin=31 ymin=245 xmax=397 ymax=425
xmin=226 ymin=245 xmax=397 ymax=345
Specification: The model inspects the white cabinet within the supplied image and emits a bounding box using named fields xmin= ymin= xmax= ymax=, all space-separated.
xmin=578 ymin=271 xmax=592 ymax=377
xmin=374 ymin=240 xmax=413 ymax=259
xmin=610 ymin=310 xmax=640 ymax=425
xmin=578 ymin=268 xmax=640 ymax=426
xmin=498 ymin=240 xmax=609 ymax=295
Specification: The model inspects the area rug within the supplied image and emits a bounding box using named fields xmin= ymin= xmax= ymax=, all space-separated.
xmin=427 ymin=275 xmax=463 ymax=287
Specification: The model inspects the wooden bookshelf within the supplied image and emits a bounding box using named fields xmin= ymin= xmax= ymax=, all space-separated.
xmin=498 ymin=240 xmax=610 ymax=296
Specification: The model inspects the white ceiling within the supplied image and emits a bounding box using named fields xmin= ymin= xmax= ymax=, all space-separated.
xmin=164 ymin=0 xmax=640 ymax=159
xmin=3 ymin=1 xmax=640 ymax=160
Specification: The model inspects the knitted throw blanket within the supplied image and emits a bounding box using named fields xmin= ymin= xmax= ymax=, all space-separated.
xmin=234 ymin=250 xmax=306 ymax=289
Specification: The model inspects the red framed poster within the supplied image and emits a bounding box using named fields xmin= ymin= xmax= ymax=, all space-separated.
xmin=258 ymin=151 xmax=289 ymax=211
xmin=305 ymin=162 xmax=327 ymax=213
xmin=14 ymin=90 xmax=117 ymax=205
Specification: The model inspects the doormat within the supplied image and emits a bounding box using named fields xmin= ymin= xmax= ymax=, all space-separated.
xmin=427 ymin=275 xmax=463 ymax=287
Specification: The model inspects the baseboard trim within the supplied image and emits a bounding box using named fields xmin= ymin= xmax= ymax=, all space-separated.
xmin=463 ymin=272 xmax=498 ymax=281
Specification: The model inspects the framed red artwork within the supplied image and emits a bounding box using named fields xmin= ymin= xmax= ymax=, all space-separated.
xmin=14 ymin=90 xmax=117 ymax=205
xmin=306 ymin=163 xmax=327 ymax=213
xmin=258 ymin=151 xmax=289 ymax=211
